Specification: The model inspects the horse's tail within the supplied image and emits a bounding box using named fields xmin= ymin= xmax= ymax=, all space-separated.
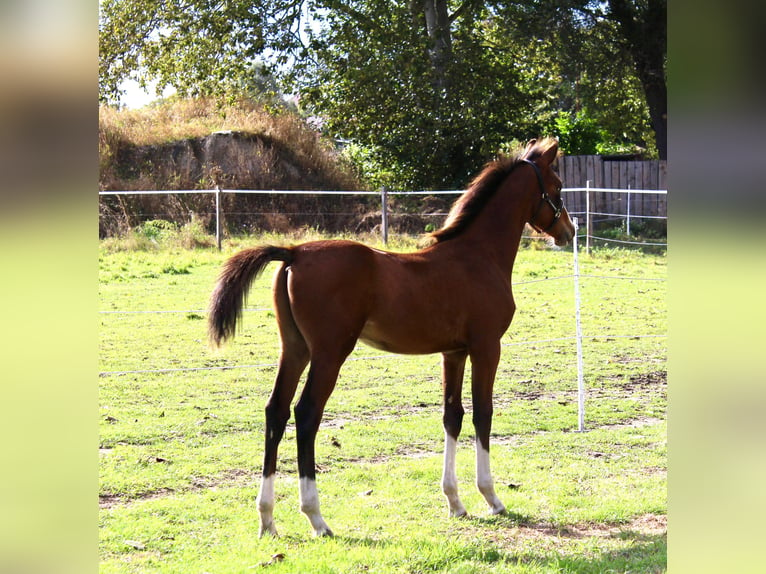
xmin=208 ymin=245 xmax=294 ymax=347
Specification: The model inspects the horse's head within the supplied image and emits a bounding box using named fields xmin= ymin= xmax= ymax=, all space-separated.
xmin=521 ymin=139 xmax=575 ymax=247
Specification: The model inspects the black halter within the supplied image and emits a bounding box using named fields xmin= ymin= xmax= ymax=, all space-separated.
xmin=521 ymin=159 xmax=564 ymax=233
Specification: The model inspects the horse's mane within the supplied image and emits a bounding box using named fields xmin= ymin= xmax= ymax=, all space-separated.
xmin=429 ymin=138 xmax=555 ymax=243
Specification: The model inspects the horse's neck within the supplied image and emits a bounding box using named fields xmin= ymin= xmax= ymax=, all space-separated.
xmin=461 ymin=182 xmax=530 ymax=274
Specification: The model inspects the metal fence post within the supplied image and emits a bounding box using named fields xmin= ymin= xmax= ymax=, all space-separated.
xmin=215 ymin=186 xmax=222 ymax=251
xmin=626 ymin=185 xmax=632 ymax=236
xmin=381 ymin=186 xmax=389 ymax=245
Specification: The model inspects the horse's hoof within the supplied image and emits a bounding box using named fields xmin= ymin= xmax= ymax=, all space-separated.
xmin=259 ymin=523 xmax=278 ymax=537
xmin=490 ymin=505 xmax=507 ymax=516
xmin=314 ymin=526 xmax=334 ymax=537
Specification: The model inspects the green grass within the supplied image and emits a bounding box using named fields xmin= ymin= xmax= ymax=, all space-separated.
xmin=99 ymin=232 xmax=666 ymax=572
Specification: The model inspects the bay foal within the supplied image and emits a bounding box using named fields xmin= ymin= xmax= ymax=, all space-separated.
xmin=208 ymin=138 xmax=574 ymax=536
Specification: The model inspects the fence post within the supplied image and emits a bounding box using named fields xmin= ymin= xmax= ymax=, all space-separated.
xmin=626 ymin=185 xmax=631 ymax=236
xmin=215 ymin=186 xmax=222 ymax=251
xmin=585 ymin=180 xmax=592 ymax=254
xmin=381 ymin=186 xmax=389 ymax=245
xmin=572 ymin=217 xmax=586 ymax=432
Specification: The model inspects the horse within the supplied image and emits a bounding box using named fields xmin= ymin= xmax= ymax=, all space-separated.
xmin=208 ymin=137 xmax=574 ymax=537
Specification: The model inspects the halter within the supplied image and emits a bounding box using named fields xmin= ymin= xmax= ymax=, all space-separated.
xmin=521 ymin=159 xmax=564 ymax=233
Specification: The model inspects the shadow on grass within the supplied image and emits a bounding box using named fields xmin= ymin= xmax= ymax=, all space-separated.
xmin=514 ymin=534 xmax=667 ymax=574
xmin=255 ymin=512 xmax=666 ymax=573
xmin=333 ymin=530 xmax=665 ymax=573
xmin=467 ymin=510 xmax=533 ymax=526
xmin=458 ymin=512 xmax=667 ymax=573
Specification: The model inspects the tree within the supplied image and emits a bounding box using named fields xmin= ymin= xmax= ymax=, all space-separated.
xmin=295 ymin=1 xmax=666 ymax=187
xmin=607 ymin=0 xmax=666 ymax=159
xmin=99 ymin=1 xmax=666 ymax=186
xmin=100 ymin=1 xmax=545 ymax=187
xmin=496 ymin=1 xmax=666 ymax=158
xmin=297 ymin=1 xmax=544 ymax=188
xmin=490 ymin=1 xmax=659 ymax=157
xmin=99 ymin=0 xmax=266 ymax=104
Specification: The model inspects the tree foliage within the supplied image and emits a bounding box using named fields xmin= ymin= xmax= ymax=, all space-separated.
xmin=299 ymin=1 xmax=541 ymax=189
xmin=99 ymin=0 xmax=265 ymax=103
xmin=488 ymin=1 xmax=663 ymax=157
xmin=99 ymin=0 xmax=666 ymax=188
xmin=606 ymin=0 xmax=666 ymax=159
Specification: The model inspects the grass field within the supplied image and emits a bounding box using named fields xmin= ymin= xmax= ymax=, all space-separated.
xmin=99 ymin=231 xmax=666 ymax=573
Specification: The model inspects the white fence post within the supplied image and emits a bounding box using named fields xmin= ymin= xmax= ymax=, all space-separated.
xmin=572 ymin=217 xmax=586 ymax=432
xmin=215 ymin=186 xmax=222 ymax=251
xmin=585 ymin=180 xmax=591 ymax=255
xmin=627 ymin=185 xmax=632 ymax=236
xmin=381 ymin=186 xmax=389 ymax=245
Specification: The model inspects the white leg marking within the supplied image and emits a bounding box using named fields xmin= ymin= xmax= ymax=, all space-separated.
xmin=257 ymin=474 xmax=278 ymax=536
xmin=299 ymin=477 xmax=333 ymax=536
xmin=441 ymin=433 xmax=467 ymax=517
xmin=475 ymin=439 xmax=506 ymax=515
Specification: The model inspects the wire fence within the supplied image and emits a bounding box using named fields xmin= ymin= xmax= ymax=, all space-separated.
xmin=99 ymin=183 xmax=667 ymax=430
xmin=99 ymin=227 xmax=667 ymax=428
xmin=561 ymin=184 xmax=667 ymax=251
xmin=99 ymin=184 xmax=667 ymax=250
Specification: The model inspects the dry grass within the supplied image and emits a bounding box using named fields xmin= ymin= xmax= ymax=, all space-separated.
xmin=99 ymin=98 xmax=364 ymax=236
xmin=99 ymin=97 xmax=360 ymax=191
xmin=100 ymin=98 xmax=312 ymax=148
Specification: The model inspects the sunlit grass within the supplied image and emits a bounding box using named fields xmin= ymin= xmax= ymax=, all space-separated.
xmin=99 ymin=233 xmax=666 ymax=572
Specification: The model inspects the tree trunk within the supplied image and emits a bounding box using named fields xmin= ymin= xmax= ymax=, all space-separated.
xmin=422 ymin=0 xmax=453 ymax=94
xmin=609 ymin=0 xmax=667 ymax=159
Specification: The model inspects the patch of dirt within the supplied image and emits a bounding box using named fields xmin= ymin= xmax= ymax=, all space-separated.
xmin=480 ymin=513 xmax=666 ymax=548
xmin=626 ymin=513 xmax=667 ymax=535
xmin=623 ymin=370 xmax=667 ymax=391
xmin=99 ymin=488 xmax=176 ymax=510
xmin=99 ymin=468 xmax=255 ymax=509
xmin=525 ymin=513 xmax=665 ymax=539
xmin=611 ymin=355 xmax=665 ymax=366
xmin=100 ymin=370 xmax=667 ymax=510
xmin=599 ymin=416 xmax=665 ymax=431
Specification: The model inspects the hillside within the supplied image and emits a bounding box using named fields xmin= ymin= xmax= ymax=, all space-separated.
xmin=99 ymin=99 xmax=367 ymax=236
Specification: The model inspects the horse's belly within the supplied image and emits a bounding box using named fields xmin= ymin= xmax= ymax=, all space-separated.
xmin=359 ymin=320 xmax=464 ymax=355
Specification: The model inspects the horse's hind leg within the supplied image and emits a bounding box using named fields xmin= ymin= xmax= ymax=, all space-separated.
xmin=257 ymin=267 xmax=309 ymax=537
xmin=257 ymin=349 xmax=307 ymax=536
xmin=294 ymin=349 xmax=351 ymax=537
xmin=441 ymin=350 xmax=468 ymax=517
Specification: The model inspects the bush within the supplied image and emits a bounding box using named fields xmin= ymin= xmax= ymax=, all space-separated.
xmin=136 ymin=220 xmax=178 ymax=241
xmin=102 ymin=217 xmax=216 ymax=252
xmin=552 ymin=109 xmax=645 ymax=157
xmin=553 ymin=110 xmax=604 ymax=155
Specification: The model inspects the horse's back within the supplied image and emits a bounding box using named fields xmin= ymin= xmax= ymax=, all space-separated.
xmin=286 ymin=239 xmax=378 ymax=288
xmin=280 ymin=238 xmax=514 ymax=356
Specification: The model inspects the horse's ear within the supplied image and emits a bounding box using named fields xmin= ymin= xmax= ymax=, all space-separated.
xmin=524 ymin=139 xmax=537 ymax=153
xmin=539 ymin=139 xmax=559 ymax=166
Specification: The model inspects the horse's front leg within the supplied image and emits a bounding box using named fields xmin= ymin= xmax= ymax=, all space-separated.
xmin=470 ymin=341 xmax=506 ymax=515
xmin=441 ymin=350 xmax=468 ymax=517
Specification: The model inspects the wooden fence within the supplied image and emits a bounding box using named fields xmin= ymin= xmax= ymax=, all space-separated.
xmin=558 ymin=156 xmax=667 ymax=219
